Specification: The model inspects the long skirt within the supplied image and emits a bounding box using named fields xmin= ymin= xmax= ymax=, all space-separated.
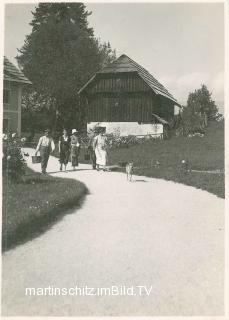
xmin=71 ymin=146 xmax=80 ymax=167
xmin=59 ymin=148 xmax=70 ymax=165
xmin=88 ymin=146 xmax=96 ymax=169
xmin=95 ymin=147 xmax=107 ymax=166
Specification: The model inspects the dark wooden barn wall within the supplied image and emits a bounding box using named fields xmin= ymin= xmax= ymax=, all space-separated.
xmin=85 ymin=93 xmax=160 ymax=122
xmin=87 ymin=73 xmax=150 ymax=94
xmin=158 ymin=96 xmax=175 ymax=121
xmin=82 ymin=73 xmax=173 ymax=123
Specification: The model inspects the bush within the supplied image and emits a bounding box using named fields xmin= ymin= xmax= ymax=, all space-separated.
xmin=2 ymin=137 xmax=26 ymax=182
xmin=106 ymin=133 xmax=159 ymax=149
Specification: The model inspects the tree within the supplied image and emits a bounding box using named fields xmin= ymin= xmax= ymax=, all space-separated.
xmin=17 ymin=3 xmax=116 ymax=132
xmin=182 ymin=84 xmax=219 ymax=134
xmin=21 ymin=87 xmax=54 ymax=138
xmin=186 ymin=84 xmax=218 ymax=120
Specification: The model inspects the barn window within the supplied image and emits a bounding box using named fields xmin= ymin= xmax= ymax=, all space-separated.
xmin=3 ymin=89 xmax=10 ymax=104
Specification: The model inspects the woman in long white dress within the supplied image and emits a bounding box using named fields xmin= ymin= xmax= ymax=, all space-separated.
xmin=93 ymin=128 xmax=108 ymax=171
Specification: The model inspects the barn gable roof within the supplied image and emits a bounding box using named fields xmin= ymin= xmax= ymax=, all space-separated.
xmin=4 ymin=56 xmax=32 ymax=85
xmin=78 ymin=54 xmax=179 ymax=105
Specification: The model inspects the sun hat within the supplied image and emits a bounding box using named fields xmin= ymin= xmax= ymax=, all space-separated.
xmin=72 ymin=129 xmax=78 ymax=134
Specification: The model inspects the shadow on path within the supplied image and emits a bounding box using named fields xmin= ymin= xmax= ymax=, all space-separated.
xmin=49 ymin=169 xmax=93 ymax=174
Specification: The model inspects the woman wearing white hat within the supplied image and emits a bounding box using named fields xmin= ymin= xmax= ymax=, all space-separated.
xmin=70 ymin=129 xmax=80 ymax=170
xmin=93 ymin=127 xmax=108 ymax=171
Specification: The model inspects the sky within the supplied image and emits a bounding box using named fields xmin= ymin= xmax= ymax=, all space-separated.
xmin=4 ymin=2 xmax=224 ymax=110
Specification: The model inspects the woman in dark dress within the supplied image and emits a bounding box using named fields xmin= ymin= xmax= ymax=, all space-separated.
xmin=59 ymin=129 xmax=71 ymax=171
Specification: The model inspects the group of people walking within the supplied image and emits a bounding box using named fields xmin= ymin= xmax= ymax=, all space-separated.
xmin=34 ymin=127 xmax=108 ymax=174
xmin=58 ymin=128 xmax=80 ymax=171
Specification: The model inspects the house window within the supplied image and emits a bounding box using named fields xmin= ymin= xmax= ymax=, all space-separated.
xmin=3 ymin=89 xmax=10 ymax=104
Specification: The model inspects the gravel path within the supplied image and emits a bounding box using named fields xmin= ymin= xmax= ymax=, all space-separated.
xmin=2 ymin=148 xmax=224 ymax=316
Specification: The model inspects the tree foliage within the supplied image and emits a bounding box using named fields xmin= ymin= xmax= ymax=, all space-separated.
xmin=181 ymin=84 xmax=219 ymax=134
xmin=186 ymin=84 xmax=218 ymax=119
xmin=21 ymin=88 xmax=54 ymax=137
xmin=17 ymin=3 xmax=116 ymax=132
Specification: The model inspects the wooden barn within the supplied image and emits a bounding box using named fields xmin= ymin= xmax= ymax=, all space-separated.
xmin=78 ymin=54 xmax=180 ymax=137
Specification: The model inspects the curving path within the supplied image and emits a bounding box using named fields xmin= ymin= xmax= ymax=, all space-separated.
xmin=2 ymin=148 xmax=224 ymax=316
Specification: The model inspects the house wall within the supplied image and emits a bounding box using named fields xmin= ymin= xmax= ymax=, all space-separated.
xmin=87 ymin=72 xmax=150 ymax=93
xmin=81 ymin=73 xmax=175 ymax=136
xmin=158 ymin=95 xmax=175 ymax=121
xmin=3 ymin=80 xmax=22 ymax=135
xmin=85 ymin=92 xmax=159 ymax=123
xmin=87 ymin=122 xmax=163 ymax=137
xmin=84 ymin=73 xmax=161 ymax=123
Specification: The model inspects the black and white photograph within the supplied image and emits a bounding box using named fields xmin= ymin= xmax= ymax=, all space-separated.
xmin=1 ymin=0 xmax=227 ymax=317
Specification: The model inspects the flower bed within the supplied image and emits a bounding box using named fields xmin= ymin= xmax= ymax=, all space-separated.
xmin=105 ymin=133 xmax=160 ymax=149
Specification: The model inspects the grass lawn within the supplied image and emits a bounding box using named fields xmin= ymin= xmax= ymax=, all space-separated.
xmin=108 ymin=121 xmax=224 ymax=198
xmin=2 ymin=167 xmax=88 ymax=252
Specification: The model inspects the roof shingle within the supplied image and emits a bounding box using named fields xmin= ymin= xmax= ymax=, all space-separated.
xmin=4 ymin=56 xmax=32 ymax=85
xmin=79 ymin=54 xmax=179 ymax=104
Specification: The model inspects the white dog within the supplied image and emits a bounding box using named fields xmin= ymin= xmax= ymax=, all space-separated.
xmin=126 ymin=161 xmax=134 ymax=181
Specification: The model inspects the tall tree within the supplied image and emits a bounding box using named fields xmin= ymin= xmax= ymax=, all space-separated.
xmin=186 ymin=85 xmax=218 ymax=120
xmin=17 ymin=3 xmax=116 ymax=132
xmin=182 ymin=84 xmax=219 ymax=134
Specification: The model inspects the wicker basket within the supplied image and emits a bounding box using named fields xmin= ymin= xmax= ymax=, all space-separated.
xmin=32 ymin=155 xmax=41 ymax=164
